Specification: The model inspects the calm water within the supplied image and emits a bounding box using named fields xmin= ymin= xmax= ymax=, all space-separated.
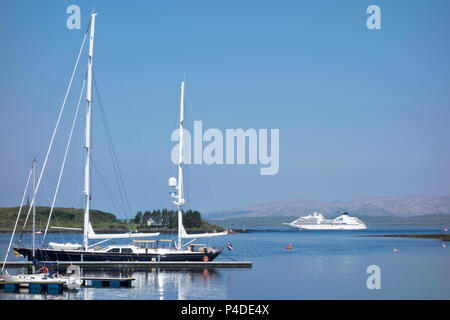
xmin=0 ymin=227 xmax=449 ymax=300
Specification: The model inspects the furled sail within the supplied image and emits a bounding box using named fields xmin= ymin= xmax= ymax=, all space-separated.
xmin=87 ymin=223 xmax=159 ymax=239
xmin=179 ymin=224 xmax=230 ymax=239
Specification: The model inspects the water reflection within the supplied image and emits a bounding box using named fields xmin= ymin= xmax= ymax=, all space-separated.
xmin=3 ymin=228 xmax=449 ymax=299
xmin=0 ymin=288 xmax=83 ymax=300
xmin=94 ymin=268 xmax=227 ymax=300
xmin=0 ymin=267 xmax=228 ymax=300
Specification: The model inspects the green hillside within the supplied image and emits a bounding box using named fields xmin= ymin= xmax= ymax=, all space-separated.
xmin=0 ymin=206 xmax=224 ymax=233
xmin=0 ymin=206 xmax=123 ymax=231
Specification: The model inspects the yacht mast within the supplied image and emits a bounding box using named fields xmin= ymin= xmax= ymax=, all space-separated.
xmin=169 ymin=81 xmax=228 ymax=242
xmin=177 ymin=81 xmax=185 ymax=250
xmin=32 ymin=159 xmax=36 ymax=259
xmin=83 ymin=12 xmax=97 ymax=251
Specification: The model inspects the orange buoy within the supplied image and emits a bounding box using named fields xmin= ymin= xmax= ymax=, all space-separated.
xmin=393 ymin=249 xmax=399 ymax=253
xmin=443 ymin=244 xmax=447 ymax=248
xmin=203 ymin=256 xmax=209 ymax=262
xmin=286 ymin=243 xmax=293 ymax=250
xmin=42 ymin=267 xmax=49 ymax=274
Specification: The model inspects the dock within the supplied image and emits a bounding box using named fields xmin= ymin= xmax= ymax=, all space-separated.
xmin=2 ymin=260 xmax=253 ymax=269
xmin=0 ymin=279 xmax=66 ymax=294
xmin=0 ymin=276 xmax=135 ymax=293
xmin=81 ymin=276 xmax=134 ymax=288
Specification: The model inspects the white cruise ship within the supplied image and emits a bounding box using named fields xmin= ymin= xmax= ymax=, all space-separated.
xmin=283 ymin=212 xmax=367 ymax=230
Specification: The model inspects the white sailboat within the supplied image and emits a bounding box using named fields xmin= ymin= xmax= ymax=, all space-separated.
xmin=1 ymin=160 xmax=83 ymax=290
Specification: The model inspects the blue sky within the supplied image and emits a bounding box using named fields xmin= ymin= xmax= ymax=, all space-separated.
xmin=0 ymin=0 xmax=449 ymax=219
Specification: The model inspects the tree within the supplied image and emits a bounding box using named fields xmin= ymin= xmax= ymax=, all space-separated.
xmin=134 ymin=211 xmax=143 ymax=225
xmin=183 ymin=210 xmax=202 ymax=228
xmin=143 ymin=210 xmax=151 ymax=223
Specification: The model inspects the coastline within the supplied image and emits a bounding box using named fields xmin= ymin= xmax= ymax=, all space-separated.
xmin=0 ymin=228 xmax=253 ymax=234
xmin=370 ymin=233 xmax=450 ymax=242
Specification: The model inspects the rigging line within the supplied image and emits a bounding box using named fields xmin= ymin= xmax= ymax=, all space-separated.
xmin=90 ymin=157 xmax=127 ymax=220
xmin=181 ymin=91 xmax=193 ymax=213
xmin=91 ymin=71 xmax=127 ymax=216
xmin=1 ymin=165 xmax=33 ymax=273
xmin=42 ymin=75 xmax=87 ymax=246
xmin=91 ymin=101 xmax=127 ymax=219
xmin=181 ymin=95 xmax=195 ymax=220
xmin=20 ymin=24 xmax=90 ymax=234
xmin=185 ymin=92 xmax=220 ymax=217
xmin=72 ymin=129 xmax=85 ymax=210
xmin=19 ymin=169 xmax=54 ymax=244
xmin=92 ymin=71 xmax=133 ymax=220
xmin=98 ymin=104 xmax=132 ymax=222
xmin=43 ymin=208 xmax=73 ymax=264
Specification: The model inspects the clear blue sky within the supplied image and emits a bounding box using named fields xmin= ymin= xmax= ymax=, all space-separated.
xmin=0 ymin=0 xmax=449 ymax=219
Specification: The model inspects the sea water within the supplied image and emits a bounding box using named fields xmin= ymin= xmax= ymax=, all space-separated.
xmin=0 ymin=227 xmax=449 ymax=300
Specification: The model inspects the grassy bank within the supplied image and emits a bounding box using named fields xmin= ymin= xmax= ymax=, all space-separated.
xmin=372 ymin=234 xmax=450 ymax=242
xmin=0 ymin=206 xmax=121 ymax=231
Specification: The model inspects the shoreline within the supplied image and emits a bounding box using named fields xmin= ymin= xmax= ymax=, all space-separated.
xmin=0 ymin=228 xmax=253 ymax=234
xmin=370 ymin=234 xmax=450 ymax=242
xmin=1 ymin=228 xmax=448 ymax=240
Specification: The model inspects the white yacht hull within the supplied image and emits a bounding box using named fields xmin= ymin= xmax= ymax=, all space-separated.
xmin=0 ymin=273 xmax=82 ymax=289
xmin=283 ymin=223 xmax=367 ymax=230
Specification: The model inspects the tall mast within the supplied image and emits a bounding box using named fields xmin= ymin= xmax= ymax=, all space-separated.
xmin=83 ymin=12 xmax=97 ymax=251
xmin=32 ymin=159 xmax=36 ymax=259
xmin=168 ymin=81 xmax=227 ymax=243
xmin=177 ymin=81 xmax=185 ymax=250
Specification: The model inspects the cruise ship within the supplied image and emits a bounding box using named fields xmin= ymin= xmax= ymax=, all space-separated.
xmin=283 ymin=212 xmax=367 ymax=230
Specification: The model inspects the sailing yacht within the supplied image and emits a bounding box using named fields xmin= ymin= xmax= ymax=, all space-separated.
xmin=13 ymin=13 xmax=229 ymax=263
xmin=1 ymin=161 xmax=82 ymax=289
xmin=163 ymin=80 xmax=231 ymax=261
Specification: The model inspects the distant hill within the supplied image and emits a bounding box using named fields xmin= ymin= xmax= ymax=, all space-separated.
xmin=207 ymin=214 xmax=450 ymax=228
xmin=0 ymin=206 xmax=121 ymax=231
xmin=205 ymin=195 xmax=450 ymax=220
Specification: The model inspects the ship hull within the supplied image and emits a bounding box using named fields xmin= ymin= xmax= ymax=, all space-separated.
xmin=13 ymin=247 xmax=221 ymax=262
xmin=299 ymin=225 xmax=366 ymax=230
xmin=283 ymin=223 xmax=366 ymax=230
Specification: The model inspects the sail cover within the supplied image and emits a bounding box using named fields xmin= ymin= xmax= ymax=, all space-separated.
xmin=87 ymin=223 xmax=160 ymax=239
xmin=179 ymin=224 xmax=229 ymax=239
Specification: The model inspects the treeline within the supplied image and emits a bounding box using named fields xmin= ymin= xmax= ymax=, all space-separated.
xmin=0 ymin=206 xmax=223 ymax=232
xmin=133 ymin=209 xmax=215 ymax=230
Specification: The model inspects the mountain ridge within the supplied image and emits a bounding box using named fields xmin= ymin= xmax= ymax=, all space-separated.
xmin=205 ymin=195 xmax=450 ymax=219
